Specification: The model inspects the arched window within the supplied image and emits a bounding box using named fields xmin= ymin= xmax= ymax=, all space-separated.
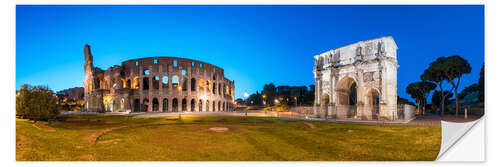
xmin=199 ymin=100 xmax=202 ymax=112
xmin=199 ymin=78 xmax=205 ymax=90
xmin=218 ymin=101 xmax=221 ymax=112
xmin=219 ymin=84 xmax=222 ymax=95
xmin=173 ymin=60 xmax=178 ymax=67
xmin=132 ymin=77 xmax=140 ymax=89
xmin=143 ymin=98 xmax=149 ymax=112
xmin=125 ymin=78 xmax=131 ymax=88
xmin=172 ymin=76 xmax=179 ymax=88
xmin=134 ymin=99 xmax=140 ymax=112
xmin=153 ymin=76 xmax=159 ymax=89
xmin=182 ymin=98 xmax=187 ymax=111
xmin=206 ymin=80 xmax=210 ymax=92
xmin=182 ymin=69 xmax=186 ymax=76
xmin=192 ymin=62 xmax=195 ymax=66
xmin=206 ymin=100 xmax=209 ymax=112
xmin=162 ymin=76 xmax=169 ymax=88
xmin=154 ymin=59 xmax=158 ymax=64
xmin=162 ymin=98 xmax=168 ymax=112
xmin=191 ymin=78 xmax=196 ymax=91
xmin=182 ymin=77 xmax=188 ymax=91
xmin=212 ymin=83 xmax=216 ymax=94
xmin=172 ymin=98 xmax=178 ymax=112
xmin=152 ymin=98 xmax=159 ymax=111
xmin=191 ymin=99 xmax=195 ymax=112
xmin=212 ymin=101 xmax=215 ymax=112
xmin=120 ymin=98 xmax=125 ymax=111
xmin=143 ymin=77 xmax=149 ymax=90
xmin=143 ymin=69 xmax=150 ymax=76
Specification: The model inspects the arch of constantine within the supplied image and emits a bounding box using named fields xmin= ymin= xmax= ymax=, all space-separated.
xmin=313 ymin=36 xmax=399 ymax=120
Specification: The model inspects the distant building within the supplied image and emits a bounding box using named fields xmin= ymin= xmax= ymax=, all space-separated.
xmin=56 ymin=87 xmax=84 ymax=101
xmin=276 ymin=86 xmax=308 ymax=105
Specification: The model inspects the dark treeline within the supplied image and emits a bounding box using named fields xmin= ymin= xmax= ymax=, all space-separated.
xmin=406 ymin=55 xmax=484 ymax=117
xmin=243 ymin=83 xmax=315 ymax=107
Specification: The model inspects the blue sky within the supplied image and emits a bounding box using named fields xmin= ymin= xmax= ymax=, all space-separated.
xmin=16 ymin=5 xmax=484 ymax=101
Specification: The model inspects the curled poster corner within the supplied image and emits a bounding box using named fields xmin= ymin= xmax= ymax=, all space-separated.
xmin=436 ymin=118 xmax=483 ymax=161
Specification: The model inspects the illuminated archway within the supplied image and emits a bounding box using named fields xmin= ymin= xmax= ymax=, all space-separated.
xmin=336 ymin=77 xmax=357 ymax=118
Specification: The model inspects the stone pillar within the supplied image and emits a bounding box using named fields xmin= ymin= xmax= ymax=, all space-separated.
xmin=159 ymin=65 xmax=163 ymax=93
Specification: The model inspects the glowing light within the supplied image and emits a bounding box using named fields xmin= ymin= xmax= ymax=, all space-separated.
xmin=244 ymin=91 xmax=249 ymax=98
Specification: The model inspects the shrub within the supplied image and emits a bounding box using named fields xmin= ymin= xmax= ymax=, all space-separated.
xmin=16 ymin=84 xmax=59 ymax=122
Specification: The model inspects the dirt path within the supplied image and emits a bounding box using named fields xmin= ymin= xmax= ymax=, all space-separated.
xmin=32 ymin=122 xmax=56 ymax=132
xmin=80 ymin=123 xmax=172 ymax=160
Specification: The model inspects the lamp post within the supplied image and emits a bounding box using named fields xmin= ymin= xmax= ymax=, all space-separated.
xmin=262 ymin=94 xmax=267 ymax=106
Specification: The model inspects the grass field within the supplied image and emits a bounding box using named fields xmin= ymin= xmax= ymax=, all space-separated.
xmin=16 ymin=114 xmax=441 ymax=161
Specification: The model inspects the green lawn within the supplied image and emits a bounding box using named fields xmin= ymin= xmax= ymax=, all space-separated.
xmin=16 ymin=114 xmax=441 ymax=161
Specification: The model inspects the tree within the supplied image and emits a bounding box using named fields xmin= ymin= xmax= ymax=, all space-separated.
xmin=442 ymin=56 xmax=472 ymax=117
xmin=304 ymin=85 xmax=315 ymax=105
xmin=16 ymin=84 xmax=59 ymax=122
xmin=457 ymin=84 xmax=479 ymax=100
xmin=431 ymin=91 xmax=453 ymax=112
xmin=262 ymin=83 xmax=277 ymax=106
xmin=246 ymin=91 xmax=263 ymax=106
xmin=422 ymin=55 xmax=471 ymax=117
xmin=406 ymin=81 xmax=436 ymax=115
xmin=478 ymin=63 xmax=484 ymax=102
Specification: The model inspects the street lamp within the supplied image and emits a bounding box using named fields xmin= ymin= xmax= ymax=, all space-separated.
xmin=262 ymin=94 xmax=267 ymax=105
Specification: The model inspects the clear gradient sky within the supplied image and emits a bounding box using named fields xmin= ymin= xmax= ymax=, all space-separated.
xmin=16 ymin=5 xmax=484 ymax=101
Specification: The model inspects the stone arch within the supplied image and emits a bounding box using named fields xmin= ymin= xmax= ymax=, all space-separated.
xmin=162 ymin=98 xmax=168 ymax=112
xmin=182 ymin=98 xmax=187 ymax=111
xmin=365 ymin=88 xmax=380 ymax=120
xmin=152 ymin=98 xmax=159 ymax=111
xmin=143 ymin=98 xmax=149 ymax=112
xmin=212 ymin=82 xmax=216 ymax=94
xmin=212 ymin=101 xmax=215 ymax=112
xmin=132 ymin=77 xmax=140 ymax=89
xmin=336 ymin=76 xmax=357 ymax=118
xmin=191 ymin=99 xmax=195 ymax=112
xmin=172 ymin=76 xmax=179 ymax=89
xmin=191 ymin=78 xmax=196 ymax=91
xmin=172 ymin=98 xmax=178 ymax=112
xmin=143 ymin=77 xmax=149 ymax=90
xmin=120 ymin=98 xmax=125 ymax=112
xmin=206 ymin=100 xmax=210 ymax=112
xmin=133 ymin=99 xmax=140 ymax=112
xmin=218 ymin=101 xmax=221 ymax=112
xmin=182 ymin=77 xmax=188 ymax=91
xmin=199 ymin=99 xmax=203 ymax=112
xmin=153 ymin=76 xmax=160 ymax=89
xmin=125 ymin=78 xmax=131 ymax=88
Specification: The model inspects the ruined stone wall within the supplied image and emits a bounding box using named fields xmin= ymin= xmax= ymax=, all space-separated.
xmin=83 ymin=45 xmax=235 ymax=113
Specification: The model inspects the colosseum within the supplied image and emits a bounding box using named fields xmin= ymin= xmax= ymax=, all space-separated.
xmin=83 ymin=44 xmax=235 ymax=113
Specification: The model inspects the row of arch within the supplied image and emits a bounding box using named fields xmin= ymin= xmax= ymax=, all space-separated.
xmin=133 ymin=98 xmax=232 ymax=113
xmin=94 ymin=75 xmax=232 ymax=96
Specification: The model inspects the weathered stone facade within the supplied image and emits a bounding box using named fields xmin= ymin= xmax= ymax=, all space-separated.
xmin=83 ymin=45 xmax=235 ymax=113
xmin=313 ymin=36 xmax=399 ymax=120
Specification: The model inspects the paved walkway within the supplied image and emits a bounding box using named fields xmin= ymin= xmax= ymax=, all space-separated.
xmin=62 ymin=110 xmax=482 ymax=127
